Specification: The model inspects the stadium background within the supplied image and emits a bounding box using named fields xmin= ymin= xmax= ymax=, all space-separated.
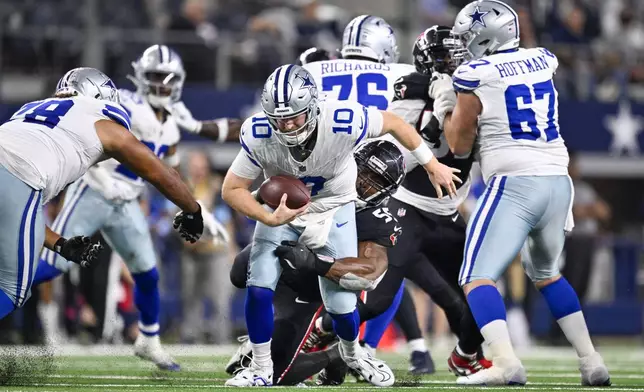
xmin=0 ymin=0 xmax=642 ymax=350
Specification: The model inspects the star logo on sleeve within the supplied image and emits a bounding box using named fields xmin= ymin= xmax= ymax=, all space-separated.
xmin=468 ymin=6 xmax=490 ymax=28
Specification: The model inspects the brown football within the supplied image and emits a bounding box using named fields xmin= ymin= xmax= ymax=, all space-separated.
xmin=259 ymin=175 xmax=311 ymax=209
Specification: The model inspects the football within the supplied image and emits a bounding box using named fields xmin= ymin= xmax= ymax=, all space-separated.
xmin=259 ymin=175 xmax=311 ymax=210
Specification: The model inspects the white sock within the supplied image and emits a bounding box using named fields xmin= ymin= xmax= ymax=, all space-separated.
xmin=339 ymin=337 xmax=360 ymax=359
xmin=38 ymin=303 xmax=60 ymax=343
xmin=557 ymin=311 xmax=595 ymax=358
xmin=408 ymin=338 xmax=427 ymax=353
xmin=363 ymin=342 xmax=376 ymax=357
xmin=251 ymin=340 xmax=273 ymax=370
xmin=480 ymin=319 xmax=520 ymax=365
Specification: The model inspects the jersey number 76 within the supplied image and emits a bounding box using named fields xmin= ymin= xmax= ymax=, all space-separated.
xmin=322 ymin=73 xmax=389 ymax=110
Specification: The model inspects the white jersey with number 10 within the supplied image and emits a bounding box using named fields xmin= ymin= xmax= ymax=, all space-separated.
xmin=303 ymin=59 xmax=415 ymax=110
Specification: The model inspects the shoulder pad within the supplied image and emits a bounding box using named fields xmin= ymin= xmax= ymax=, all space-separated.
xmin=452 ymin=59 xmax=495 ymax=92
xmin=393 ymin=72 xmax=432 ymax=101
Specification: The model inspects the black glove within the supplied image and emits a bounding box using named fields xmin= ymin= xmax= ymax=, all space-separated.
xmin=173 ymin=204 xmax=204 ymax=243
xmin=274 ymin=240 xmax=333 ymax=277
xmin=419 ymin=116 xmax=443 ymax=148
xmin=54 ymin=236 xmax=103 ymax=268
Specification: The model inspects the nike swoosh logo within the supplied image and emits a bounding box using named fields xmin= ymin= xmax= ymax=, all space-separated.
xmin=336 ymin=221 xmax=348 ymax=228
xmin=295 ymin=297 xmax=309 ymax=304
xmin=457 ymin=68 xmax=468 ymax=74
xmin=451 ymin=214 xmax=459 ymax=222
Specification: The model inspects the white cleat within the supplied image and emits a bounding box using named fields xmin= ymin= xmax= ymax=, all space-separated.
xmin=580 ymin=352 xmax=611 ymax=386
xmin=134 ymin=334 xmax=180 ymax=371
xmin=340 ymin=345 xmax=394 ymax=387
xmin=456 ymin=362 xmax=527 ymax=386
xmin=225 ymin=362 xmax=273 ymax=387
xmin=225 ymin=335 xmax=252 ymax=375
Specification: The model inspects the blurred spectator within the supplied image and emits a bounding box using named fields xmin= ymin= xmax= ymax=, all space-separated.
xmin=563 ymin=152 xmax=611 ymax=301
xmin=180 ymin=151 xmax=236 ymax=344
xmin=168 ymin=0 xmax=218 ymax=82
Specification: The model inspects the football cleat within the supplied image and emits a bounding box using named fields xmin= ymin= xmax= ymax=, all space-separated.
xmin=134 ymin=334 xmax=180 ymax=371
xmin=339 ymin=344 xmax=394 ymax=387
xmin=225 ymin=335 xmax=252 ymax=375
xmin=580 ymin=352 xmax=611 ymax=386
xmin=225 ymin=361 xmax=273 ymax=387
xmin=409 ymin=350 xmax=435 ymax=375
xmin=316 ymin=344 xmax=348 ymax=386
xmin=302 ymin=319 xmax=336 ymax=352
xmin=448 ymin=347 xmax=492 ymax=376
xmin=456 ymin=360 xmax=526 ymax=386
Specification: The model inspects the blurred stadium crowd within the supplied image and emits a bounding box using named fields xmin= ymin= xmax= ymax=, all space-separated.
xmin=0 ymin=0 xmax=641 ymax=347
xmin=1 ymin=0 xmax=644 ymax=99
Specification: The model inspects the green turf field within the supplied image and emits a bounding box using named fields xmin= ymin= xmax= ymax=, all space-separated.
xmin=0 ymin=345 xmax=642 ymax=391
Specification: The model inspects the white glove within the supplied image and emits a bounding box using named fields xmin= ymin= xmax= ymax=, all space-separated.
xmin=170 ymin=101 xmax=202 ymax=133
xmin=198 ymin=201 xmax=231 ymax=246
xmin=428 ymin=73 xmax=457 ymax=129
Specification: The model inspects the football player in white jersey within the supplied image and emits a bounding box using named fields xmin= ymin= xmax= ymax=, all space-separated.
xmin=33 ymin=45 xmax=238 ymax=370
xmin=302 ymin=15 xmax=415 ymax=110
xmin=430 ymin=0 xmax=610 ymax=386
xmin=222 ymin=64 xmax=460 ymax=387
xmin=0 ymin=67 xmax=203 ymax=325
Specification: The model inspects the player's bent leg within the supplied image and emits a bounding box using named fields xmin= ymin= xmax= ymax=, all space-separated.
xmin=226 ymin=221 xmax=299 ymax=387
xmin=0 ymin=167 xmax=46 ymax=319
xmin=394 ymin=285 xmax=436 ymax=375
xmin=103 ymin=200 xmax=178 ymax=371
xmin=362 ymin=281 xmax=404 ymax=350
xmin=525 ymin=176 xmax=610 ymax=386
xmin=457 ymin=177 xmax=539 ymax=386
xmin=318 ymin=202 xmax=393 ymax=387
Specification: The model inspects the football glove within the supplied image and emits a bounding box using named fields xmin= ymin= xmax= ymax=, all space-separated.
xmin=170 ymin=101 xmax=202 ymax=133
xmin=428 ymin=73 xmax=457 ymax=129
xmin=173 ymin=204 xmax=204 ymax=243
xmin=54 ymin=236 xmax=103 ymax=268
xmin=198 ymin=201 xmax=230 ymax=246
xmin=274 ymin=240 xmax=333 ymax=277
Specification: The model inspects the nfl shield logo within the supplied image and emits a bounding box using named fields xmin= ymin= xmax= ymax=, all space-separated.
xmin=397 ymin=208 xmax=406 ymax=217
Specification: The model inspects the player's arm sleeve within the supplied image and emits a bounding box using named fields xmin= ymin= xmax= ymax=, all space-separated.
xmin=538 ymin=47 xmax=559 ymax=74
xmin=354 ymin=106 xmax=385 ymax=145
xmin=387 ymin=99 xmax=425 ymax=126
xmin=99 ymin=102 xmax=132 ymax=131
xmin=228 ymin=119 xmax=263 ymax=180
xmin=452 ymin=64 xmax=484 ymax=94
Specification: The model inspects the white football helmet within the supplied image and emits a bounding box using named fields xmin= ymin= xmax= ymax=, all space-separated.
xmin=341 ymin=15 xmax=399 ymax=64
xmin=130 ymin=44 xmax=186 ymax=108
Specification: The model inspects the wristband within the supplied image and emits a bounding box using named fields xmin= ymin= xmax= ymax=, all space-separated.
xmin=410 ymin=142 xmax=434 ymax=165
xmin=54 ymin=237 xmax=66 ymax=254
xmin=216 ymin=118 xmax=229 ymax=142
xmin=314 ymin=254 xmax=335 ymax=276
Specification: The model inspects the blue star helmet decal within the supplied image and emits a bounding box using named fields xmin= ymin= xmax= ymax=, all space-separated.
xmin=468 ymin=6 xmax=490 ymax=28
xmin=102 ymin=78 xmax=116 ymax=90
xmin=300 ymin=73 xmax=315 ymax=89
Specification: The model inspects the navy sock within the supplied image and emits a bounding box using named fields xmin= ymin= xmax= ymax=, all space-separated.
xmin=329 ymin=308 xmax=360 ymax=341
xmin=32 ymin=259 xmax=63 ymax=287
xmin=363 ymin=282 xmax=404 ymax=348
xmin=0 ymin=290 xmax=15 ymax=320
xmin=132 ymin=267 xmax=160 ymax=335
xmin=466 ymin=285 xmax=506 ymax=329
xmin=540 ymin=277 xmax=581 ymax=320
xmin=245 ymin=286 xmax=274 ymax=343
